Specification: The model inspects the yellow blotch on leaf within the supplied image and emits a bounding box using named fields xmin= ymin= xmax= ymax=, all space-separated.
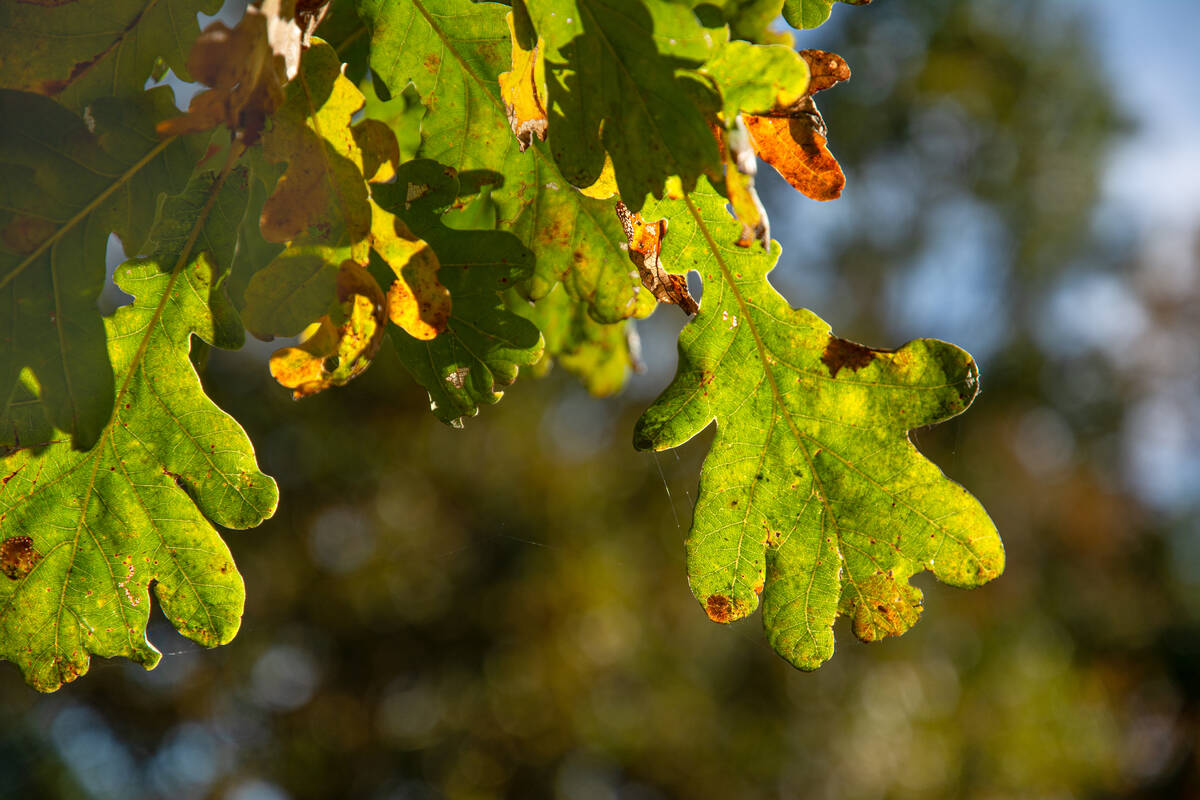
xmin=498 ymin=11 xmax=548 ymax=151
xmin=353 ymin=118 xmax=400 ymax=184
xmin=269 ymin=262 xmax=386 ymax=398
xmin=368 ymin=202 xmax=451 ymax=341
xmin=576 ymin=154 xmax=618 ymax=200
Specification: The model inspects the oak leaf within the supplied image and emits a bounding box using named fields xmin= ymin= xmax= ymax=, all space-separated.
xmin=0 ymin=89 xmax=207 ymax=449
xmin=745 ymin=96 xmax=845 ymax=202
xmin=527 ymin=0 xmax=721 ymax=204
xmin=155 ymin=4 xmax=298 ymax=144
xmin=358 ymin=0 xmax=653 ymax=398
xmin=634 ymin=179 xmax=1003 ymax=668
xmin=0 ymin=168 xmax=278 ymax=692
xmin=782 ymin=0 xmax=873 ymax=31
xmin=0 ymin=0 xmax=219 ymax=111
xmin=373 ymin=160 xmax=544 ymax=426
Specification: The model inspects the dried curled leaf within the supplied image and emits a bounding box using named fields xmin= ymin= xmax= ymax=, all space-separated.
xmin=615 ymin=201 xmax=699 ymax=315
xmin=497 ymin=9 xmax=548 ymax=151
xmin=798 ymin=49 xmax=851 ymax=95
xmin=745 ymin=96 xmax=845 ymax=202
xmin=269 ymin=261 xmax=386 ymax=398
xmin=155 ymin=5 xmax=293 ymax=144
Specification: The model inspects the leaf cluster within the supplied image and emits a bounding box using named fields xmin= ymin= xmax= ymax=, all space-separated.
xmin=0 ymin=0 xmax=1000 ymax=691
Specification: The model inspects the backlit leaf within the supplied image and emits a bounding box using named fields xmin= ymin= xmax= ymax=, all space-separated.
xmin=615 ymin=200 xmax=699 ymax=315
xmin=358 ymin=0 xmax=654 ymax=327
xmin=702 ymin=39 xmax=810 ymax=120
xmin=269 ymin=261 xmax=387 ymax=398
xmin=258 ymin=40 xmax=370 ymax=245
xmin=634 ymin=179 xmax=1003 ymax=669
xmin=0 ymin=0 xmax=221 ymax=111
xmin=745 ymin=96 xmax=845 ymax=201
xmin=0 ymin=89 xmax=205 ymax=449
xmin=374 ymin=160 xmax=543 ymax=426
xmin=528 ymin=0 xmax=721 ymax=204
xmin=781 ymin=0 xmax=871 ymax=31
xmin=0 ymin=167 xmax=278 ymax=692
xmin=371 ymin=204 xmax=450 ymax=341
xmin=155 ymin=6 xmax=293 ymax=145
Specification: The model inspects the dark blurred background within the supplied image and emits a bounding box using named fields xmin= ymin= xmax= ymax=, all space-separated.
xmin=4 ymin=0 xmax=1200 ymax=797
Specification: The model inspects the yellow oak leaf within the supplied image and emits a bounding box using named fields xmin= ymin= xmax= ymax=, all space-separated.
xmin=745 ymin=96 xmax=844 ymax=202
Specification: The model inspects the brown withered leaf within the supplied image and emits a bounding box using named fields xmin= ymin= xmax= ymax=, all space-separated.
xmin=155 ymin=5 xmax=294 ymax=144
xmin=745 ymin=96 xmax=844 ymax=202
xmin=497 ymin=10 xmax=548 ymax=151
xmin=615 ymin=201 xmax=699 ymax=315
xmin=268 ymin=261 xmax=386 ymax=398
xmin=798 ymin=49 xmax=851 ymax=95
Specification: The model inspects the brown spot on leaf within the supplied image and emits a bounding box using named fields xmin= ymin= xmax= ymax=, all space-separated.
xmin=821 ymin=336 xmax=877 ymax=378
xmin=1 ymin=215 xmax=58 ymax=255
xmin=705 ymin=594 xmax=735 ymax=623
xmin=1 ymin=536 xmax=41 ymax=581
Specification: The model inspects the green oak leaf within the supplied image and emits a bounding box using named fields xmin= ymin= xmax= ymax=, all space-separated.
xmin=527 ymin=0 xmax=721 ymax=205
xmin=226 ymin=173 xmax=284 ymax=314
xmin=0 ymin=88 xmax=206 ymax=449
xmin=0 ymin=0 xmax=221 ymax=111
xmin=781 ymin=0 xmax=872 ymax=31
xmin=373 ymin=160 xmax=543 ymax=426
xmin=357 ymin=0 xmax=653 ymax=326
xmin=0 ymin=167 xmax=278 ymax=693
xmin=702 ymin=39 xmax=810 ymax=120
xmin=634 ymin=178 xmax=1003 ymax=669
